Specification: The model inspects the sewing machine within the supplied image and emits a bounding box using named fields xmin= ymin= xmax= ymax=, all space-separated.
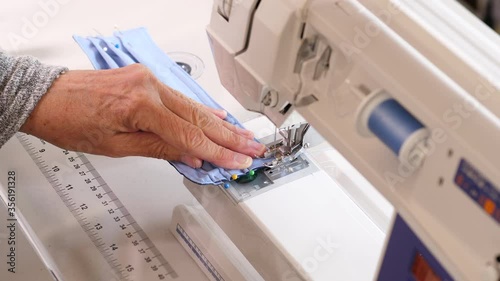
xmin=0 ymin=0 xmax=498 ymax=281
xmin=202 ymin=0 xmax=500 ymax=281
xmin=201 ymin=0 xmax=500 ymax=280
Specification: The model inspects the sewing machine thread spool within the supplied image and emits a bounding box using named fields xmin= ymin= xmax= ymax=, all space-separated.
xmin=356 ymin=90 xmax=429 ymax=167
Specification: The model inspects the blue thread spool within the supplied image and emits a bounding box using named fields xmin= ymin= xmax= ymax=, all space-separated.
xmin=356 ymin=90 xmax=428 ymax=166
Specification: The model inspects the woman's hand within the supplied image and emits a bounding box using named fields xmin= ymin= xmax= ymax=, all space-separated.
xmin=20 ymin=64 xmax=266 ymax=169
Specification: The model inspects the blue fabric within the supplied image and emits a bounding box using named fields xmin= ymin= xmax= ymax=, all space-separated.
xmin=73 ymin=27 xmax=267 ymax=185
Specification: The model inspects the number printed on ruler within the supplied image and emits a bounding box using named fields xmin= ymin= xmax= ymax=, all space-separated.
xmin=16 ymin=133 xmax=178 ymax=281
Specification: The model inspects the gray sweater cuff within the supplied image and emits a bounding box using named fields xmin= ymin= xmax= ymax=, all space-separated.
xmin=0 ymin=52 xmax=67 ymax=147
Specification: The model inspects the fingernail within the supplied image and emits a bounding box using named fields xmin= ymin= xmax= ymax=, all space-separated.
xmin=193 ymin=159 xmax=203 ymax=168
xmin=247 ymin=140 xmax=266 ymax=153
xmin=235 ymin=154 xmax=252 ymax=167
xmin=181 ymin=155 xmax=202 ymax=168
xmin=218 ymin=110 xmax=228 ymax=118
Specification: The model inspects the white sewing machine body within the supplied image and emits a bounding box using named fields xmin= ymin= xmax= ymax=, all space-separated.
xmin=207 ymin=0 xmax=500 ymax=280
xmin=0 ymin=0 xmax=498 ymax=281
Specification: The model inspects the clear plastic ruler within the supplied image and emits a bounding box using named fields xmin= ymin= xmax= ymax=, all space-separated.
xmin=16 ymin=133 xmax=178 ymax=281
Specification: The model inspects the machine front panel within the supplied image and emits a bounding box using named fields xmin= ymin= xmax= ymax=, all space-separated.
xmin=378 ymin=215 xmax=453 ymax=281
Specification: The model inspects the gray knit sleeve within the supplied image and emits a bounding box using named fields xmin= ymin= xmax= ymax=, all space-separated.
xmin=0 ymin=52 xmax=67 ymax=147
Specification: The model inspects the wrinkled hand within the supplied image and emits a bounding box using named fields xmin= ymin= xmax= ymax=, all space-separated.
xmin=21 ymin=64 xmax=266 ymax=169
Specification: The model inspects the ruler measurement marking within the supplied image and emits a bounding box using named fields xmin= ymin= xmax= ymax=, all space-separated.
xmin=91 ymin=233 xmax=101 ymax=239
xmin=159 ymin=263 xmax=171 ymax=268
xmin=54 ymin=189 xmax=65 ymax=195
xmin=16 ymin=134 xmax=178 ymax=280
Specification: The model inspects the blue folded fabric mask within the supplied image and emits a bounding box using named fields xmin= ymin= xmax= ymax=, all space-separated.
xmin=73 ymin=27 xmax=268 ymax=185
